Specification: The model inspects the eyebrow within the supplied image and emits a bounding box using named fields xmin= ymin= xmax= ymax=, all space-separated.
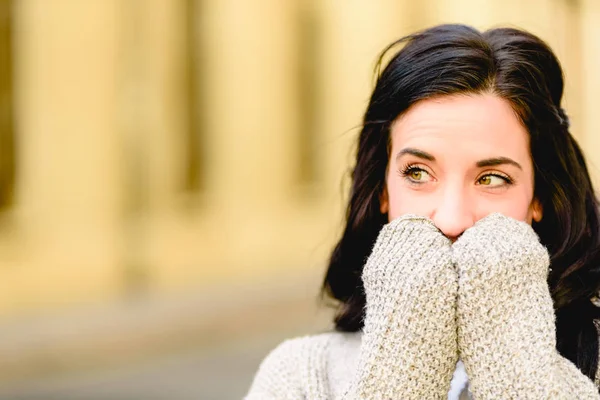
xmin=476 ymin=157 xmax=522 ymax=170
xmin=396 ymin=148 xmax=436 ymax=162
xmin=396 ymin=148 xmax=523 ymax=170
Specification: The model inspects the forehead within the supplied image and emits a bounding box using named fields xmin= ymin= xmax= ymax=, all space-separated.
xmin=390 ymin=93 xmax=530 ymax=159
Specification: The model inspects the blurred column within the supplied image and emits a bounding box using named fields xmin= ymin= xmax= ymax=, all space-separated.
xmin=201 ymin=0 xmax=300 ymax=212
xmin=116 ymin=0 xmax=193 ymax=292
xmin=7 ymin=0 xmax=122 ymax=313
xmin=580 ymin=0 xmax=600 ymax=185
xmin=198 ymin=0 xmax=303 ymax=274
xmin=118 ymin=0 xmax=190 ymax=214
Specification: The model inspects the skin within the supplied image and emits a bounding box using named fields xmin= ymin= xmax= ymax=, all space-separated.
xmin=380 ymin=93 xmax=543 ymax=241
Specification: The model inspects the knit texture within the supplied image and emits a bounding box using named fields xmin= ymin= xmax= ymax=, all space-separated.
xmin=245 ymin=214 xmax=600 ymax=399
xmin=452 ymin=213 xmax=599 ymax=399
xmin=344 ymin=214 xmax=458 ymax=399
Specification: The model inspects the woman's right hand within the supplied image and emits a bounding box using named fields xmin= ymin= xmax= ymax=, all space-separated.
xmin=362 ymin=214 xmax=455 ymax=305
xmin=346 ymin=215 xmax=458 ymax=399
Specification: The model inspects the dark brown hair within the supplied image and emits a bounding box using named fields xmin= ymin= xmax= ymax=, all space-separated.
xmin=322 ymin=24 xmax=600 ymax=380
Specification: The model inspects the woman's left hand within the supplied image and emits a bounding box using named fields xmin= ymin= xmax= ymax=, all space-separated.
xmin=452 ymin=213 xmax=599 ymax=399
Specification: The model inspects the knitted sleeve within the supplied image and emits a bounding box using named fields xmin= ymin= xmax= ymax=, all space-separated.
xmin=245 ymin=215 xmax=459 ymax=399
xmin=342 ymin=214 xmax=458 ymax=399
xmin=452 ymin=213 xmax=600 ymax=399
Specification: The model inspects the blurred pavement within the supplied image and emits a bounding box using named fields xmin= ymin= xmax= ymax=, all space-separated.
xmin=0 ymin=270 xmax=333 ymax=400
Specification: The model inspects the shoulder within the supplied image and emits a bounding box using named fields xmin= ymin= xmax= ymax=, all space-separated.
xmin=245 ymin=331 xmax=360 ymax=399
xmin=256 ymin=331 xmax=351 ymax=373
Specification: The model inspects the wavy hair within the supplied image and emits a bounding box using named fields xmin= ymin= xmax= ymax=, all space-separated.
xmin=322 ymin=24 xmax=600 ymax=380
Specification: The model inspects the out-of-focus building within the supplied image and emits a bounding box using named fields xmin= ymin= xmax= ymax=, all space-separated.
xmin=0 ymin=0 xmax=599 ymax=397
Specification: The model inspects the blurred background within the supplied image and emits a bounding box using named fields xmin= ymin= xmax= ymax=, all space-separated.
xmin=0 ymin=0 xmax=599 ymax=399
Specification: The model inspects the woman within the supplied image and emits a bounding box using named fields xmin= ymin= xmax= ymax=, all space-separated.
xmin=245 ymin=24 xmax=600 ymax=399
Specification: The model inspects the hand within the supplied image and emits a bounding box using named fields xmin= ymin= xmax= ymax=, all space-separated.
xmin=452 ymin=212 xmax=550 ymax=289
xmin=352 ymin=214 xmax=458 ymax=399
xmin=362 ymin=214 xmax=455 ymax=300
xmin=452 ymin=213 xmax=558 ymax=398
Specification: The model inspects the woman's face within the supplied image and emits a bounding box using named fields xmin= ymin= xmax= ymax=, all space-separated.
xmin=381 ymin=93 xmax=542 ymax=241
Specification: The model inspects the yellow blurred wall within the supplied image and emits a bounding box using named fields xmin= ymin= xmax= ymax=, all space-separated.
xmin=0 ymin=0 xmax=599 ymax=317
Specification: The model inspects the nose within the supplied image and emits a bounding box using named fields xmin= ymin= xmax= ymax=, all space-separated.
xmin=430 ymin=188 xmax=474 ymax=242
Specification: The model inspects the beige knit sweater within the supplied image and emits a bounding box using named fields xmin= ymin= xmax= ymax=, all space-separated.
xmin=245 ymin=214 xmax=600 ymax=399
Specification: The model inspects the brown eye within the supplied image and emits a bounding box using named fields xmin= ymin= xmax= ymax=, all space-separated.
xmin=410 ymin=170 xmax=423 ymax=180
xmin=478 ymin=174 xmax=508 ymax=187
xmin=401 ymin=166 xmax=432 ymax=184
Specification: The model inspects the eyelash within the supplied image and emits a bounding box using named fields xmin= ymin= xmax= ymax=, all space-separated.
xmin=398 ymin=163 xmax=515 ymax=187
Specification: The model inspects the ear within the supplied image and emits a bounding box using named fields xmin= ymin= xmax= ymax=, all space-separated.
xmin=532 ymin=198 xmax=543 ymax=222
xmin=380 ymin=185 xmax=389 ymax=214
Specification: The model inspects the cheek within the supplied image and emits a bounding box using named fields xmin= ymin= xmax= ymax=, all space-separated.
xmin=473 ymin=193 xmax=535 ymax=223
xmin=385 ymin=179 xmax=436 ymax=221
